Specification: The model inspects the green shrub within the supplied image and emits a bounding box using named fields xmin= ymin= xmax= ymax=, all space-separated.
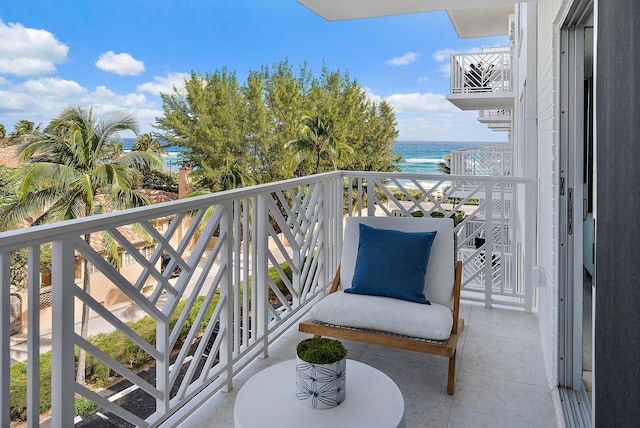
xmin=390 ymin=188 xmax=424 ymax=202
xmin=10 ymin=295 xmax=220 ymax=422
xmin=430 ymin=210 xmax=466 ymax=226
xmin=9 ymin=351 xmax=52 ymax=422
xmin=74 ymin=397 xmax=97 ymax=416
xmin=268 ymin=261 xmax=292 ymax=299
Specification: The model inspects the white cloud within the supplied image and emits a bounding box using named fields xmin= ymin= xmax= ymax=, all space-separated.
xmin=22 ymin=77 xmax=86 ymax=97
xmin=385 ymin=92 xmax=459 ymax=114
xmin=138 ymin=72 xmax=188 ymax=95
xmin=0 ymin=20 xmax=68 ymax=76
xmin=95 ymin=51 xmax=145 ymax=76
xmin=365 ymin=89 xmax=507 ymax=142
xmin=386 ymin=52 xmax=420 ymax=66
xmin=418 ymin=75 xmax=429 ymax=83
xmin=0 ymin=77 xmax=158 ymax=134
xmin=363 ymin=86 xmax=382 ymax=104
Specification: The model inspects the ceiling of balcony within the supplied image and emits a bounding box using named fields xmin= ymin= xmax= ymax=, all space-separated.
xmin=447 ymin=5 xmax=514 ymax=38
xmin=296 ymin=0 xmax=517 ymax=21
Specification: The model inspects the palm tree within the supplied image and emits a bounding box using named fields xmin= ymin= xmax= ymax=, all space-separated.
xmin=0 ymin=124 xmax=6 ymax=142
xmin=284 ymin=115 xmax=353 ymax=175
xmin=9 ymin=119 xmax=40 ymax=143
xmin=0 ymin=106 xmax=164 ymax=385
xmin=133 ymin=133 xmax=165 ymax=155
xmin=437 ymin=154 xmax=451 ymax=174
xmin=213 ymin=159 xmax=255 ymax=192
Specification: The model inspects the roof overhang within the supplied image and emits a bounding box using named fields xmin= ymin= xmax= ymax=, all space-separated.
xmin=447 ymin=5 xmax=515 ymax=38
xmin=296 ymin=0 xmax=518 ymax=21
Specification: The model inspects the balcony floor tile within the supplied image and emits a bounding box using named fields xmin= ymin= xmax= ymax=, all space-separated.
xmin=180 ymin=304 xmax=556 ymax=428
xmin=448 ymin=372 xmax=556 ymax=428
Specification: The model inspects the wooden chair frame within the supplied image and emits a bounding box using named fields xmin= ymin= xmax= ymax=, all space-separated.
xmin=299 ymin=260 xmax=464 ymax=395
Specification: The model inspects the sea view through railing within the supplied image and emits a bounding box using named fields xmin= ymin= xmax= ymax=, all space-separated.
xmin=121 ymin=138 xmax=505 ymax=177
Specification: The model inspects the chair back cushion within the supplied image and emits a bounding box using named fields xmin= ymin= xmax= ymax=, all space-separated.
xmin=339 ymin=217 xmax=455 ymax=309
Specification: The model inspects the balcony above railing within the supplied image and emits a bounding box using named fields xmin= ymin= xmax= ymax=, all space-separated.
xmin=1 ymin=171 xmax=535 ymax=427
xmin=478 ymin=109 xmax=512 ymax=124
xmin=446 ymin=49 xmax=515 ymax=110
xmin=488 ymin=122 xmax=512 ymax=132
xmin=450 ymin=144 xmax=513 ymax=176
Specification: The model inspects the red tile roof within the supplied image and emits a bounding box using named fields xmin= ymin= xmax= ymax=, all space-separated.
xmin=0 ymin=144 xmax=21 ymax=168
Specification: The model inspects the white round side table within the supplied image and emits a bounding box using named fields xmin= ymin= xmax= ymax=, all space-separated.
xmin=234 ymin=359 xmax=405 ymax=428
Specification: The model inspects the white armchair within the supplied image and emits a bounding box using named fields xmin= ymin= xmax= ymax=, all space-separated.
xmin=299 ymin=216 xmax=464 ymax=394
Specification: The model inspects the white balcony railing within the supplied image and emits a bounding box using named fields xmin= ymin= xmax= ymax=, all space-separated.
xmin=450 ymin=49 xmax=514 ymax=95
xmin=1 ymin=171 xmax=535 ymax=427
xmin=478 ymin=109 xmax=513 ymax=124
xmin=450 ymin=144 xmax=513 ymax=176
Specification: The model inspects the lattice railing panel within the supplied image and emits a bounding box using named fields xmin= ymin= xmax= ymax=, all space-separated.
xmin=450 ymin=49 xmax=513 ymax=94
xmin=450 ymin=145 xmax=513 ymax=176
xmin=344 ymin=173 xmax=529 ymax=309
xmin=0 ymin=171 xmax=533 ymax=426
xmin=265 ymin=181 xmax=327 ymax=318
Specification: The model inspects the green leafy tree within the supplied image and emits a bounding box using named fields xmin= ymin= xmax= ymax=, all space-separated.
xmin=155 ymin=68 xmax=248 ymax=189
xmin=285 ymin=115 xmax=353 ymax=175
xmin=346 ymin=100 xmax=402 ymax=172
xmin=0 ymin=106 xmax=164 ymax=385
xmin=142 ymin=170 xmax=178 ymax=193
xmin=10 ymin=246 xmax=52 ymax=290
xmin=156 ymin=60 xmax=401 ymax=187
xmin=0 ymin=124 xmax=6 ymax=141
xmin=243 ymin=70 xmax=287 ymax=184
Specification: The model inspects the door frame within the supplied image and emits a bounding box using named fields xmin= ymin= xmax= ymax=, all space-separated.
xmin=558 ymin=0 xmax=594 ymax=404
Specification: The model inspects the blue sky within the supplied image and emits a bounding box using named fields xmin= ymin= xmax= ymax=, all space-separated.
xmin=1 ymin=0 xmax=509 ymax=142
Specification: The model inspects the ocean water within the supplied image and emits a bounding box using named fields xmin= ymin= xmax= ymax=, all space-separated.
xmin=394 ymin=141 xmax=486 ymax=174
xmin=122 ymin=138 xmax=487 ymax=175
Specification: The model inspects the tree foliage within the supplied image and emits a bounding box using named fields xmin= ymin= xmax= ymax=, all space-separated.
xmin=9 ymin=119 xmax=41 ymax=143
xmin=285 ymin=115 xmax=353 ymax=174
xmin=155 ymin=60 xmax=401 ymax=190
xmin=438 ymin=154 xmax=451 ymax=174
xmin=0 ymin=107 xmax=164 ymax=230
xmin=0 ymin=105 xmax=164 ymax=385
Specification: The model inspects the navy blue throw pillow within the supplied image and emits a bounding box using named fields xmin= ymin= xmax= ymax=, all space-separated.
xmin=344 ymin=223 xmax=436 ymax=304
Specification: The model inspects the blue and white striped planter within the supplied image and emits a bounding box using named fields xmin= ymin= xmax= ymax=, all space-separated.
xmin=295 ymin=356 xmax=347 ymax=409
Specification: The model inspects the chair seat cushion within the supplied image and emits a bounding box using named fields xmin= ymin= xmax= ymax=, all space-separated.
xmin=308 ymin=291 xmax=453 ymax=341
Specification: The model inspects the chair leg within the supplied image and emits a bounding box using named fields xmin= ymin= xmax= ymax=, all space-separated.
xmin=447 ymin=349 xmax=456 ymax=395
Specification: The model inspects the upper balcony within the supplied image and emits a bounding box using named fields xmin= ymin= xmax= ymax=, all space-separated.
xmin=488 ymin=122 xmax=512 ymax=132
xmin=446 ymin=49 xmax=515 ymax=111
xmin=450 ymin=144 xmax=513 ymax=176
xmin=478 ymin=109 xmax=512 ymax=124
xmin=1 ymin=171 xmax=549 ymax=427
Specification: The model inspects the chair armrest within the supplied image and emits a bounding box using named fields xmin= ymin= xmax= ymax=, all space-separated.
xmin=329 ymin=264 xmax=341 ymax=294
xmin=452 ymin=260 xmax=462 ymax=335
